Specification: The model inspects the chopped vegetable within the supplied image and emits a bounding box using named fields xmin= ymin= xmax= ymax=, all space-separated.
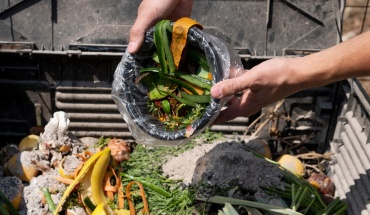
xmin=125 ymin=181 xmax=150 ymax=215
xmin=175 ymin=72 xmax=212 ymax=90
xmin=137 ymin=18 xmax=211 ymax=130
xmin=180 ymin=92 xmax=211 ymax=104
xmin=121 ymin=173 xmax=172 ymax=198
xmin=154 ymin=20 xmax=175 ymax=75
xmin=42 ymin=188 xmax=56 ymax=213
xmin=83 ymin=197 xmax=96 ymax=211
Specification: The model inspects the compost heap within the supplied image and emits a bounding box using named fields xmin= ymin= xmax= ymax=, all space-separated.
xmin=0 ymin=111 xmax=340 ymax=215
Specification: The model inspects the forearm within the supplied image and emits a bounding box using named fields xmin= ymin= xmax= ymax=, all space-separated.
xmin=290 ymin=30 xmax=370 ymax=91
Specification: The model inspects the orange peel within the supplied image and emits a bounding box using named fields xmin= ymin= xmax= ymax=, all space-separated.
xmin=170 ymin=17 xmax=203 ymax=69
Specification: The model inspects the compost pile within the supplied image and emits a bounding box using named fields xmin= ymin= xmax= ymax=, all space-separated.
xmin=0 ymin=111 xmax=135 ymax=215
xmin=0 ymin=111 xmax=279 ymax=215
xmin=0 ymin=110 xmax=347 ymax=215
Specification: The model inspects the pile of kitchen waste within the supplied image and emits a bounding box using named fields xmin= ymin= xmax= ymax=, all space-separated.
xmin=0 ymin=112 xmax=131 ymax=215
xmin=0 ymin=111 xmax=345 ymax=215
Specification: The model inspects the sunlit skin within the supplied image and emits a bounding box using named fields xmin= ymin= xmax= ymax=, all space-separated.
xmin=128 ymin=0 xmax=192 ymax=54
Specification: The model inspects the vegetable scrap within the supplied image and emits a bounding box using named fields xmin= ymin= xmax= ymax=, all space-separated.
xmin=137 ymin=17 xmax=212 ymax=130
xmin=277 ymin=154 xmax=305 ymax=177
xmin=0 ymin=112 xmax=153 ymax=215
xmin=170 ymin=17 xmax=203 ymax=68
xmin=51 ymin=143 xmax=149 ymax=215
xmin=244 ymin=147 xmax=347 ymax=215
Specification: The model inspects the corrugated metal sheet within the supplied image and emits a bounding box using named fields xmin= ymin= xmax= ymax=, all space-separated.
xmin=55 ymin=85 xmax=249 ymax=140
xmin=328 ymin=80 xmax=370 ymax=215
xmin=55 ymin=85 xmax=128 ymax=138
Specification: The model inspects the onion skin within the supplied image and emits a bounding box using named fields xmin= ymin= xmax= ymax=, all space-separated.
xmin=107 ymin=138 xmax=130 ymax=163
xmin=307 ymin=173 xmax=335 ymax=196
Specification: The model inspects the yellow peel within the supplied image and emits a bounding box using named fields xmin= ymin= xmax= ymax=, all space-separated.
xmin=58 ymin=157 xmax=75 ymax=179
xmin=92 ymin=203 xmax=107 ymax=215
xmin=18 ymin=134 xmax=39 ymax=151
xmin=53 ymin=148 xmax=110 ymax=215
xmin=277 ymin=154 xmax=305 ymax=176
xmin=91 ymin=147 xmax=111 ymax=206
xmin=5 ymin=152 xmax=39 ymax=182
xmin=79 ymin=167 xmax=94 ymax=214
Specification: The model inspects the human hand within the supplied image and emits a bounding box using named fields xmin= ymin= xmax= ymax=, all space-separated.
xmin=128 ymin=0 xmax=193 ymax=54
xmin=210 ymin=30 xmax=370 ymax=124
xmin=210 ymin=58 xmax=301 ymax=124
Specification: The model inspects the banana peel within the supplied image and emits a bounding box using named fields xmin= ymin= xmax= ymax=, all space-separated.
xmin=58 ymin=157 xmax=75 ymax=179
xmin=79 ymin=165 xmax=94 ymax=214
xmin=53 ymin=147 xmax=113 ymax=215
xmin=92 ymin=203 xmax=107 ymax=215
xmin=91 ymin=148 xmax=111 ymax=207
xmin=92 ymin=203 xmax=131 ymax=215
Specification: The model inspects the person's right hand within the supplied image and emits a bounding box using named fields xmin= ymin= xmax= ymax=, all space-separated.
xmin=210 ymin=57 xmax=303 ymax=124
xmin=128 ymin=0 xmax=193 ymax=54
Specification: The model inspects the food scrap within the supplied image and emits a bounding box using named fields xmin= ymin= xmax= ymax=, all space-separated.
xmin=137 ymin=17 xmax=212 ymax=131
xmin=0 ymin=112 xmax=151 ymax=215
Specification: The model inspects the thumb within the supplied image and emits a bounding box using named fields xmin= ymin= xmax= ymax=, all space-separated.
xmin=210 ymin=73 xmax=250 ymax=98
xmin=128 ymin=0 xmax=182 ymax=54
xmin=128 ymin=29 xmax=145 ymax=54
xmin=128 ymin=18 xmax=155 ymax=54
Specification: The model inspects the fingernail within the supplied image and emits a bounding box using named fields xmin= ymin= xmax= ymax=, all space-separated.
xmin=128 ymin=42 xmax=136 ymax=53
xmin=211 ymin=85 xmax=223 ymax=98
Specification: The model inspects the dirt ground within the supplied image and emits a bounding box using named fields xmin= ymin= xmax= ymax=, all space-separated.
xmin=342 ymin=0 xmax=370 ymax=94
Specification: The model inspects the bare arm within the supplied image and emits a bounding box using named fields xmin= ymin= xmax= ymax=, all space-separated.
xmin=211 ymin=30 xmax=370 ymax=124
xmin=293 ymin=30 xmax=370 ymax=89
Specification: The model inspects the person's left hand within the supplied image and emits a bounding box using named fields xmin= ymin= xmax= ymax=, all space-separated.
xmin=128 ymin=0 xmax=193 ymax=54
